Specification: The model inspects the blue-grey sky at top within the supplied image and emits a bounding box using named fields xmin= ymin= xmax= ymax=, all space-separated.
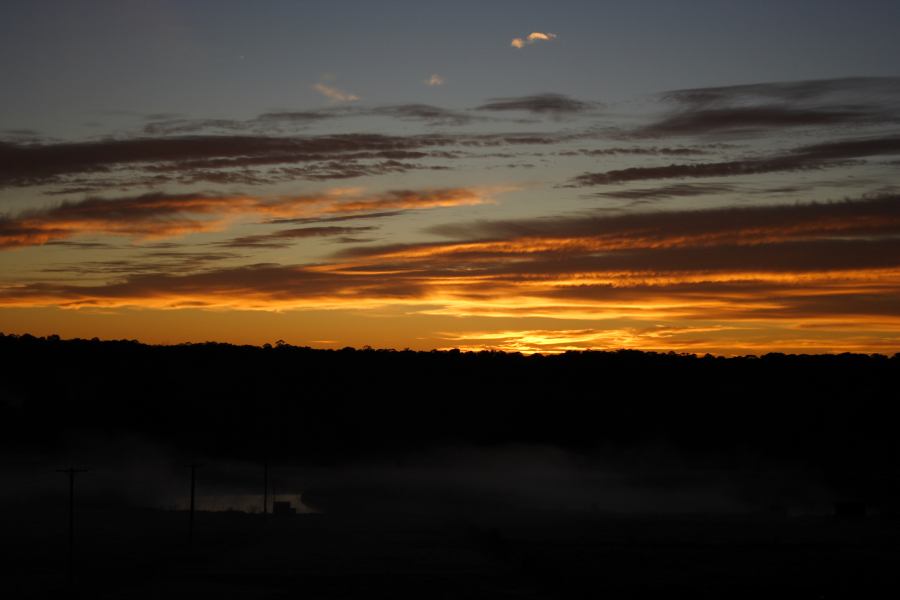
xmin=2 ymin=0 xmax=900 ymax=135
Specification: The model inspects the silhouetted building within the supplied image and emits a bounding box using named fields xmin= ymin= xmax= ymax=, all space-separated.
xmin=272 ymin=500 xmax=296 ymax=516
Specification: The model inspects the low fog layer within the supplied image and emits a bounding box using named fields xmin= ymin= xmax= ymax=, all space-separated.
xmin=2 ymin=436 xmax=833 ymax=518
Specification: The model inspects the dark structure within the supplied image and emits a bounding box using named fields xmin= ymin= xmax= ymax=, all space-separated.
xmin=272 ymin=501 xmax=296 ymax=516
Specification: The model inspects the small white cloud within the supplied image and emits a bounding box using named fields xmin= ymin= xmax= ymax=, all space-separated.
xmin=527 ymin=32 xmax=556 ymax=42
xmin=425 ymin=74 xmax=445 ymax=86
xmin=313 ymin=82 xmax=360 ymax=103
xmin=511 ymin=31 xmax=557 ymax=49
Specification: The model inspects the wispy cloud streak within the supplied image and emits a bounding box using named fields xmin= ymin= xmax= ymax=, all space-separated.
xmin=570 ymin=135 xmax=900 ymax=186
xmin=0 ymin=188 xmax=493 ymax=248
xmin=313 ymin=83 xmax=360 ymax=103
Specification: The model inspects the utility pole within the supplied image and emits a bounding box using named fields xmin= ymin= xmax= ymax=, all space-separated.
xmin=56 ymin=467 xmax=88 ymax=585
xmin=187 ymin=464 xmax=200 ymax=547
xmin=263 ymin=461 xmax=269 ymax=516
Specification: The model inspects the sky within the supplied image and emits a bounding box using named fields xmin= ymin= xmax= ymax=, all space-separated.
xmin=2 ymin=0 xmax=900 ymax=354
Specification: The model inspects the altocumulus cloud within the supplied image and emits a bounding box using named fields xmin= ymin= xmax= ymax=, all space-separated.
xmin=0 ymin=187 xmax=495 ymax=248
xmin=569 ymin=134 xmax=900 ymax=186
xmin=511 ymin=31 xmax=557 ymax=49
xmin=313 ymin=82 xmax=360 ymax=103
xmin=477 ymin=93 xmax=595 ymax=115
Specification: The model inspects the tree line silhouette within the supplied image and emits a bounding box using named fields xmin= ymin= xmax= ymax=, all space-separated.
xmin=2 ymin=332 xmax=899 ymax=504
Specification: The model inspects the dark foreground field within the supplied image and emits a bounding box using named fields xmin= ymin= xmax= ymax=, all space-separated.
xmin=5 ymin=505 xmax=900 ymax=599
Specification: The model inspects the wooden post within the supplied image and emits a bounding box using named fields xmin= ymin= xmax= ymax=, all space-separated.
xmin=263 ymin=461 xmax=269 ymax=516
xmin=188 ymin=464 xmax=199 ymax=547
xmin=56 ymin=467 xmax=88 ymax=585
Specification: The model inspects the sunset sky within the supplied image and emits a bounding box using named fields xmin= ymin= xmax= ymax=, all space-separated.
xmin=2 ymin=0 xmax=900 ymax=353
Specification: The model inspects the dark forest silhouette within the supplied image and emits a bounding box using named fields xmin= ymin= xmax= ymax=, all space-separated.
xmin=3 ymin=333 xmax=899 ymax=498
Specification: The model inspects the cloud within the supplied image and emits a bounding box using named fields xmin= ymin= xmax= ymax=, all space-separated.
xmin=143 ymin=111 xmax=340 ymax=135
xmin=219 ymin=226 xmax=378 ymax=249
xmin=2 ymin=128 xmax=40 ymax=136
xmin=358 ymin=195 xmax=900 ymax=259
xmin=570 ymin=158 xmax=815 ymax=186
xmin=334 ymin=188 xmax=491 ymax=212
xmin=141 ymin=103 xmax=500 ymax=137
xmin=270 ymin=160 xmax=448 ymax=183
xmin=0 ymin=187 xmax=495 ymax=248
xmin=41 ymin=250 xmax=239 ymax=276
xmin=569 ymin=134 xmax=900 ymax=186
xmin=662 ymin=77 xmax=900 ymax=107
xmin=312 ymin=83 xmax=360 ymax=103
xmin=0 ymin=193 xmax=256 ymax=248
xmin=0 ymin=136 xmax=319 ymax=183
xmin=265 ymin=210 xmax=407 ymax=226
xmin=593 ymin=183 xmax=736 ymax=201
xmin=0 ymin=129 xmax=596 ymax=192
xmin=640 ymin=106 xmax=881 ymax=137
xmin=131 ymin=78 xmax=898 ymax=141
xmin=143 ymin=118 xmax=247 ymax=135
xmin=0 ymin=134 xmax=459 ymax=189
xmin=563 ymin=146 xmax=709 ymax=157
xmin=5 ymin=195 xmax=900 ymax=349
xmin=527 ymin=32 xmax=556 ymax=42
xmin=138 ymin=100 xmax=562 ymax=138
xmin=511 ymin=31 xmax=557 ymax=48
xmin=254 ymin=110 xmax=341 ymax=123
xmin=370 ymin=104 xmax=476 ymax=126
xmin=308 ymin=195 xmax=900 ymax=326
xmin=0 ymin=263 xmax=427 ymax=309
xmin=4 ymin=75 xmax=900 ymax=353
xmin=645 ymin=77 xmax=900 ymax=139
xmin=477 ymin=93 xmax=595 ymax=115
